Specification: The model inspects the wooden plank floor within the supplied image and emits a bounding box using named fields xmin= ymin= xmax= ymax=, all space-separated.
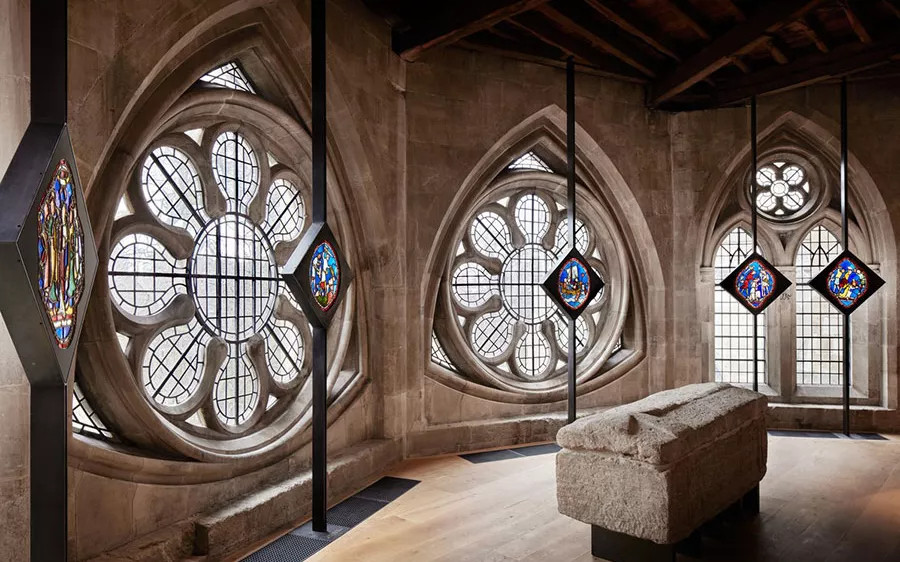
xmin=308 ymin=436 xmax=900 ymax=562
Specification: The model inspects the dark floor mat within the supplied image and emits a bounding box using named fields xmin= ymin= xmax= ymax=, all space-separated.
xmin=355 ymin=475 xmax=420 ymax=502
xmin=460 ymin=448 xmax=525 ymax=463
xmin=242 ymin=476 xmax=420 ymax=561
xmin=513 ymin=443 xmax=562 ymax=456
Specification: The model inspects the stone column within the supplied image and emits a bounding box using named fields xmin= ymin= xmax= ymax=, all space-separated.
xmin=0 ymin=0 xmax=31 ymax=558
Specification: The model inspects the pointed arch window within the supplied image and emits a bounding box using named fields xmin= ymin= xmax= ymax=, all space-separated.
xmin=508 ymin=151 xmax=552 ymax=173
xmin=713 ymin=227 xmax=766 ymax=384
xmin=199 ymin=61 xmax=256 ymax=93
xmin=795 ymin=225 xmax=844 ymax=385
xmin=431 ymin=147 xmax=633 ymax=396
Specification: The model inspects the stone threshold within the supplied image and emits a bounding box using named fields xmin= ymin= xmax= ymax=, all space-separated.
xmin=87 ymin=439 xmax=401 ymax=562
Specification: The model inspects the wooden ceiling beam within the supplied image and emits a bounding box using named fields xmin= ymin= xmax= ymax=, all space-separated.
xmin=509 ymin=12 xmax=647 ymax=80
xmin=841 ymin=0 xmax=873 ymax=44
xmin=722 ymin=0 xmax=747 ymax=22
xmin=537 ymin=3 xmax=661 ymax=77
xmin=650 ymin=0 xmax=826 ymax=106
xmin=666 ymin=0 xmax=712 ymax=40
xmin=765 ymin=35 xmax=791 ymax=64
xmin=797 ymin=18 xmax=830 ymax=53
xmin=583 ymin=0 xmax=682 ymax=61
xmin=710 ymin=34 xmax=900 ymax=107
xmin=392 ymin=0 xmax=551 ymax=61
xmin=730 ymin=55 xmax=751 ymax=73
xmin=883 ymin=0 xmax=900 ymax=20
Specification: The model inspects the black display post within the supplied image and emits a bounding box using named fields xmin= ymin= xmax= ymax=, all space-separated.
xmin=750 ymin=97 xmax=759 ymax=393
xmin=806 ymin=79 xmax=883 ymax=437
xmin=717 ymin=98 xmax=790 ymax=381
xmin=0 ymin=1 xmax=99 ymax=560
xmin=541 ymin=59 xmax=603 ymax=425
xmin=566 ymin=57 xmax=577 ymax=424
xmin=840 ymin=78 xmax=851 ymax=437
xmin=281 ymin=0 xmax=353 ymax=537
xmin=310 ymin=0 xmax=328 ymax=532
xmin=31 ymin=2 xmax=68 ymax=557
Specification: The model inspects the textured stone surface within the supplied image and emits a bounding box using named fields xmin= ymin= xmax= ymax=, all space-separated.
xmin=556 ymin=383 xmax=767 ymax=544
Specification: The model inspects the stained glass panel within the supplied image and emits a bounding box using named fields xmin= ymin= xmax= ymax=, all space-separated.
xmin=38 ymin=159 xmax=85 ymax=349
xmin=309 ymin=241 xmax=340 ymax=311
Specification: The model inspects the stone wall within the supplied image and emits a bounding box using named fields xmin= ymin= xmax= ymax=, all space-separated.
xmin=62 ymin=0 xmax=404 ymax=558
xmin=0 ymin=0 xmax=897 ymax=558
xmin=0 ymin=0 xmax=30 ymax=559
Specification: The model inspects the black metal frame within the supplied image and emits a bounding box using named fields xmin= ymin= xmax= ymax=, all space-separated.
xmin=537 ymin=58 xmax=604 ymax=424
xmin=0 ymin=0 xmax=99 ymax=552
xmin=279 ymin=0 xmax=356 ymax=534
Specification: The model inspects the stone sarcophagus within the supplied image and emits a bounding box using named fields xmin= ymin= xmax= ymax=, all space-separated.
xmin=556 ymin=382 xmax=767 ymax=561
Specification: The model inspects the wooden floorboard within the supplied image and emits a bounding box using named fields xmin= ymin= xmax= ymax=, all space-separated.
xmin=307 ymin=436 xmax=900 ymax=561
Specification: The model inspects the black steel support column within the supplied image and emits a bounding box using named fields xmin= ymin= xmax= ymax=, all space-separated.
xmin=750 ymin=97 xmax=759 ymax=393
xmin=31 ymin=0 xmax=67 ymax=124
xmin=566 ymin=57 xmax=576 ymax=424
xmin=30 ymin=0 xmax=69 ymax=559
xmin=311 ymin=0 xmax=328 ymax=531
xmin=840 ymin=78 xmax=851 ymax=437
xmin=31 ymin=385 xmax=68 ymax=562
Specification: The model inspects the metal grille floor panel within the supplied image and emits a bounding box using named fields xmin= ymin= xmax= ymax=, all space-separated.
xmin=242 ymin=476 xmax=419 ymax=561
xmin=460 ymin=442 xmax=561 ymax=464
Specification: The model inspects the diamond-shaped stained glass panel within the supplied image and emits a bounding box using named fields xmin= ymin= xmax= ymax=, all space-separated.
xmin=718 ymin=253 xmax=790 ymax=315
xmin=37 ymin=159 xmax=86 ymax=348
xmin=541 ymin=248 xmax=603 ymax=320
xmin=808 ymin=250 xmax=884 ymax=315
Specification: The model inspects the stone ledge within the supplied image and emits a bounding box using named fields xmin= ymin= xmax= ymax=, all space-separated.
xmin=86 ymin=439 xmax=401 ymax=562
xmin=195 ymin=438 xmax=401 ymax=558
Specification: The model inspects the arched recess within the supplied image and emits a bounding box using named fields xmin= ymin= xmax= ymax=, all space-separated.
xmin=72 ymin=3 xmax=389 ymax=482
xmin=697 ymin=109 xmax=896 ymax=408
xmin=422 ymin=104 xmax=665 ymax=404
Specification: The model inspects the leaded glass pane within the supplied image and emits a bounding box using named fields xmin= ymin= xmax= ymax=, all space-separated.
xmin=264 ymin=178 xmax=306 ymax=245
xmin=264 ymin=319 xmax=304 ymax=385
xmin=796 ymin=225 xmax=843 ymax=385
xmin=141 ymin=146 xmax=207 ymax=235
xmin=72 ymin=381 xmax=115 ymax=441
xmin=714 ymin=227 xmax=766 ymax=384
xmin=212 ymin=131 xmax=260 ymax=214
xmin=431 ymin=331 xmax=457 ymax=371
xmin=213 ymin=344 xmax=260 ymax=426
xmin=508 ymin=151 xmax=552 ymax=172
xmin=142 ymin=320 xmax=208 ymax=407
xmin=199 ymin=61 xmax=256 ymax=93
xmin=109 ymin=233 xmax=188 ymax=316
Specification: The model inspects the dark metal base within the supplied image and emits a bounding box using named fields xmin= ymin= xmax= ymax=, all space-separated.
xmin=590 ymin=485 xmax=761 ymax=561
xmin=591 ymin=526 xmax=675 ymax=562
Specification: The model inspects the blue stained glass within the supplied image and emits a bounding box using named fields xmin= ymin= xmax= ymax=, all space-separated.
xmin=827 ymin=257 xmax=868 ymax=308
xmin=309 ymin=241 xmax=340 ymax=311
xmin=735 ymin=259 xmax=775 ymax=309
xmin=558 ymin=258 xmax=590 ymax=310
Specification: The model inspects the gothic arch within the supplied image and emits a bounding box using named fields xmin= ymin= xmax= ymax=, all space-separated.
xmin=422 ymin=104 xmax=665 ymax=404
xmin=72 ymin=3 xmax=384 ymax=481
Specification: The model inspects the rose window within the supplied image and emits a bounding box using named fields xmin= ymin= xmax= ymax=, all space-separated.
xmin=753 ymin=161 xmax=811 ymax=219
xmin=446 ymin=191 xmax=608 ymax=382
xmin=108 ymin=128 xmax=313 ymax=432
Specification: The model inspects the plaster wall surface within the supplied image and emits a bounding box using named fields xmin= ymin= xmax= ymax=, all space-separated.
xmin=0 ymin=0 xmax=30 ymax=559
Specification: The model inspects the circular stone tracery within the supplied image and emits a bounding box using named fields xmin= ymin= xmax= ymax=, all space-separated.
xmin=499 ymin=244 xmax=556 ymax=324
xmin=191 ymin=215 xmax=278 ymax=342
xmin=444 ymin=189 xmax=615 ymax=383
